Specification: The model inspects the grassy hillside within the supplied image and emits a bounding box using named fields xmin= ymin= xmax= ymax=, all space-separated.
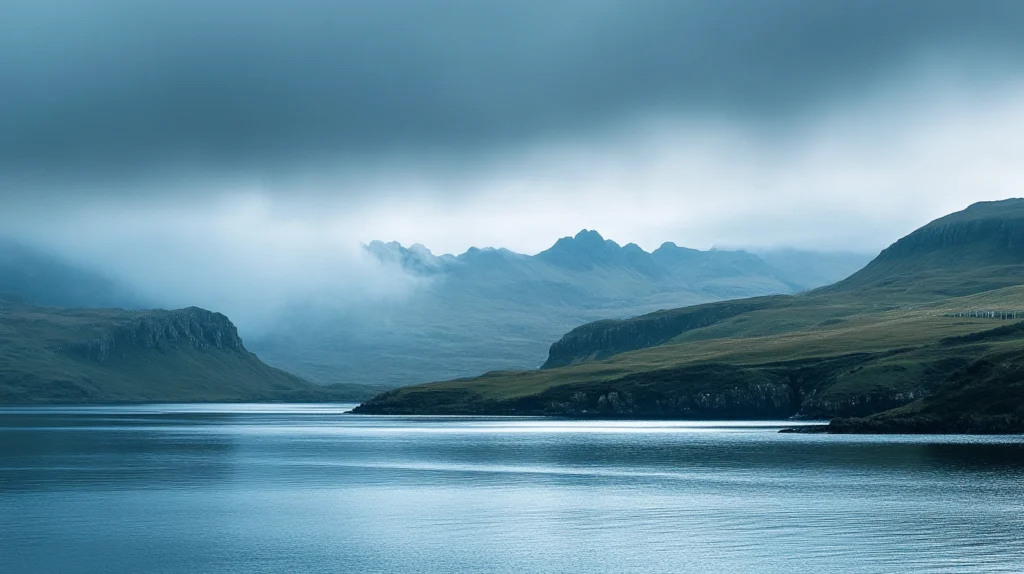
xmin=354 ymin=289 xmax=1020 ymax=417
xmin=354 ymin=200 xmax=1024 ymax=428
xmin=822 ymin=341 xmax=1024 ymax=434
xmin=0 ymin=296 xmax=369 ymax=404
xmin=824 ymin=199 xmax=1024 ymax=297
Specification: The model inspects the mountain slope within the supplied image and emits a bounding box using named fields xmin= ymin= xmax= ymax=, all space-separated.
xmin=0 ymin=238 xmax=146 ymax=309
xmin=818 ymin=322 xmax=1024 ymax=434
xmin=354 ymin=200 xmax=1024 ymax=428
xmin=826 ymin=199 xmax=1024 ymax=297
xmin=0 ymin=296 xmax=361 ymax=404
xmin=251 ymin=231 xmax=869 ymax=388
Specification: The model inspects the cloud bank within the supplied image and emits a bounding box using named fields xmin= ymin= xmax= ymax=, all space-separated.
xmin=2 ymin=0 xmax=1024 ymax=328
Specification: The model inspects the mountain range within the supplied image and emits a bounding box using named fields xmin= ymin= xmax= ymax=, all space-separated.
xmin=0 ymin=231 xmax=870 ymax=402
xmin=248 ymin=232 xmax=871 ymax=389
xmin=354 ymin=199 xmax=1024 ymax=433
xmin=3 ymin=200 xmax=1024 ymax=432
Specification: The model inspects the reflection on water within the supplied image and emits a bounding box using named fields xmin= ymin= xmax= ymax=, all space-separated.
xmin=1 ymin=405 xmax=1023 ymax=573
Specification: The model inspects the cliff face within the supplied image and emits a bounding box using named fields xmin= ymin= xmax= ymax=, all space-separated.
xmin=355 ymin=349 xmax=977 ymax=419
xmin=356 ymin=365 xmax=798 ymax=419
xmin=59 ymin=308 xmax=245 ymax=362
xmin=823 ymin=348 xmax=1024 ymax=434
xmin=523 ymin=365 xmax=797 ymax=419
xmin=0 ymin=302 xmax=358 ymax=404
xmin=542 ymin=298 xmax=779 ymax=368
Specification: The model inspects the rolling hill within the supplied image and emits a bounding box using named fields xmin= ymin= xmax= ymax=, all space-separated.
xmin=0 ymin=295 xmax=365 ymax=404
xmin=354 ymin=199 xmax=1024 ymax=432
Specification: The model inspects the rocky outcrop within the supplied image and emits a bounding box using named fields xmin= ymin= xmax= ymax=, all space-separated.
xmin=355 ymin=380 xmax=796 ymax=419
xmin=542 ymin=297 xmax=780 ymax=368
xmin=58 ymin=307 xmax=245 ymax=362
xmin=356 ymin=350 xmax=978 ymax=419
xmin=794 ymin=415 xmax=1024 ymax=435
xmin=527 ymin=382 xmax=795 ymax=419
xmin=797 ymin=390 xmax=927 ymax=419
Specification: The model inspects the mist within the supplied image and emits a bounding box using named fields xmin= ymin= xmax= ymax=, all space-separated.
xmin=3 ymin=1 xmax=1024 ymax=331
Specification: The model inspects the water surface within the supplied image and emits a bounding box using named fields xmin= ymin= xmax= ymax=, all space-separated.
xmin=2 ymin=404 xmax=1023 ymax=573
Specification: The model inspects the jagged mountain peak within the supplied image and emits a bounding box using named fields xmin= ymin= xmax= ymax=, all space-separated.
xmin=364 ymin=240 xmax=445 ymax=274
xmin=652 ymin=241 xmax=700 ymax=260
xmin=573 ymin=228 xmax=608 ymax=244
xmin=537 ymin=230 xmax=632 ymax=268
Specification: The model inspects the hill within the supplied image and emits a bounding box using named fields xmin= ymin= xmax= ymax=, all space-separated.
xmin=0 ymin=296 xmax=367 ymax=404
xmin=825 ymin=199 xmax=1024 ymax=297
xmin=354 ymin=200 xmax=1024 ymax=431
xmin=249 ymin=231 xmax=870 ymax=388
xmin=821 ymin=343 xmax=1024 ymax=434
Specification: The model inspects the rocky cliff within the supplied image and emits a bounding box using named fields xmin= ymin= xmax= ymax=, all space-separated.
xmin=0 ymin=302 xmax=359 ymax=404
xmin=59 ymin=307 xmax=245 ymax=362
xmin=542 ymin=297 xmax=781 ymax=368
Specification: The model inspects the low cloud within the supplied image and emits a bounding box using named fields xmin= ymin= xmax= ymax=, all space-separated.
xmin=3 ymin=0 xmax=1024 ymax=188
xmin=4 ymin=71 xmax=1023 ymax=333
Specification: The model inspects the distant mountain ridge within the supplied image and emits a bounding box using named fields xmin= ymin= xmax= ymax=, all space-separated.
xmin=353 ymin=199 xmax=1024 ymax=433
xmin=252 ymin=230 xmax=872 ymax=388
xmin=366 ymin=229 xmax=857 ymax=293
xmin=0 ymin=230 xmax=873 ymax=393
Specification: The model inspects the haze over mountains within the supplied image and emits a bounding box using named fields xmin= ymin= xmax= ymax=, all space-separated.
xmin=4 ymin=198 xmax=1024 ymax=433
xmin=247 ymin=231 xmax=872 ymax=389
xmin=356 ymin=199 xmax=1024 ymax=433
xmin=0 ymin=230 xmax=870 ymax=394
xmin=0 ymin=239 xmax=148 ymax=310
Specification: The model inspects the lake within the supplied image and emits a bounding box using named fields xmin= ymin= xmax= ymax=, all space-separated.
xmin=1 ymin=404 xmax=1023 ymax=573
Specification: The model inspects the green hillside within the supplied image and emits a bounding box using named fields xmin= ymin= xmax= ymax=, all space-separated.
xmin=0 ymin=296 xmax=369 ymax=404
xmin=354 ymin=200 xmax=1024 ymax=431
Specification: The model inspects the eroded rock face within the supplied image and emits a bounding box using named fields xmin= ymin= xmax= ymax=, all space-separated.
xmin=60 ymin=307 xmax=244 ymax=362
xmin=798 ymin=391 xmax=927 ymax=419
xmin=355 ymin=352 xmax=959 ymax=419
xmin=542 ymin=298 xmax=777 ymax=368
xmin=534 ymin=383 xmax=795 ymax=419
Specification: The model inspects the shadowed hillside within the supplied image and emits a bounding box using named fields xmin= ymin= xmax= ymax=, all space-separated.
xmin=825 ymin=199 xmax=1024 ymax=297
xmin=0 ymin=296 xmax=368 ymax=404
xmin=354 ymin=200 xmax=1024 ymax=431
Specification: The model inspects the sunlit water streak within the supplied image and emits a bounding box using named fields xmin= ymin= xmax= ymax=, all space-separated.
xmin=1 ymin=404 xmax=1023 ymax=573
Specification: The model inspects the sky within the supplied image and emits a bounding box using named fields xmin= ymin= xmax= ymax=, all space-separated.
xmin=3 ymin=0 xmax=1024 ymax=323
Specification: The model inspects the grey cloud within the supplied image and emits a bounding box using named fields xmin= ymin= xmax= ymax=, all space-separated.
xmin=2 ymin=0 xmax=1024 ymax=188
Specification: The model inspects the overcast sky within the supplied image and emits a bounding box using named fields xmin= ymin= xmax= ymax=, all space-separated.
xmin=3 ymin=0 xmax=1024 ymax=322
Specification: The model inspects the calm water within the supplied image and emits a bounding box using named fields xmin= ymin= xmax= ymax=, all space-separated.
xmin=1 ymin=405 xmax=1023 ymax=573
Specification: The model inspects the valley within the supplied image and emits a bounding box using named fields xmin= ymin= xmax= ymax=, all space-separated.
xmin=355 ymin=200 xmax=1024 ymax=433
